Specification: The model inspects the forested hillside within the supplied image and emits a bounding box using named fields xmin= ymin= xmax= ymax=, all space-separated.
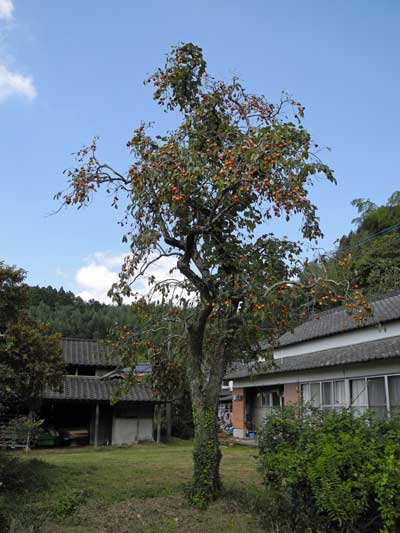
xmin=303 ymin=192 xmax=400 ymax=301
xmin=336 ymin=192 xmax=400 ymax=295
xmin=27 ymin=286 xmax=139 ymax=339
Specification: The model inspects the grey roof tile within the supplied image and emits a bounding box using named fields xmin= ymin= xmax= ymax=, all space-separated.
xmin=274 ymin=291 xmax=400 ymax=348
xmin=43 ymin=376 xmax=157 ymax=402
xmin=228 ymin=335 xmax=400 ymax=380
xmin=61 ymin=338 xmax=116 ymax=366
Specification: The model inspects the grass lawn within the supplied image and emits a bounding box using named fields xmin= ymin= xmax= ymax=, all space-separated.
xmin=1 ymin=440 xmax=267 ymax=532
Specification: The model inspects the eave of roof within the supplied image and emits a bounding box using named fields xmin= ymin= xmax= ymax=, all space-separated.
xmin=42 ymin=376 xmax=158 ymax=403
xmin=227 ymin=334 xmax=400 ymax=380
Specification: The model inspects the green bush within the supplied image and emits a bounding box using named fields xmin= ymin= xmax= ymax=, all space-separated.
xmin=258 ymin=407 xmax=400 ymax=532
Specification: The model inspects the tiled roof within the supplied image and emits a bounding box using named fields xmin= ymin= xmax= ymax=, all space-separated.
xmin=273 ymin=291 xmax=400 ymax=348
xmin=228 ymin=335 xmax=400 ymax=380
xmin=61 ymin=338 xmax=117 ymax=367
xmin=42 ymin=376 xmax=157 ymax=402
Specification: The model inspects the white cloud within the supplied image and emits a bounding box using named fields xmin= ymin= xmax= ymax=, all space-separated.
xmin=0 ymin=1 xmax=38 ymax=104
xmin=134 ymin=254 xmax=184 ymax=298
xmin=75 ymin=261 xmax=119 ymax=303
xmin=0 ymin=63 xmax=37 ymax=103
xmin=75 ymin=252 xmax=189 ymax=303
xmin=93 ymin=251 xmax=125 ymax=270
xmin=0 ymin=0 xmax=13 ymax=21
xmin=74 ymin=252 xmax=185 ymax=304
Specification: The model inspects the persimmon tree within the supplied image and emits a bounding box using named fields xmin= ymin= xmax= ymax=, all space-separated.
xmin=58 ymin=43 xmax=369 ymax=506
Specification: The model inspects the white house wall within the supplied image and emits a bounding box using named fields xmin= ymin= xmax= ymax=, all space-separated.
xmin=273 ymin=320 xmax=400 ymax=359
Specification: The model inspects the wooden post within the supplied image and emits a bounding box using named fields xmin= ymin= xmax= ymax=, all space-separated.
xmin=94 ymin=402 xmax=100 ymax=447
xmin=156 ymin=404 xmax=162 ymax=444
xmin=25 ymin=409 xmax=34 ymax=453
xmin=166 ymin=402 xmax=172 ymax=441
xmin=136 ymin=417 xmax=140 ymax=443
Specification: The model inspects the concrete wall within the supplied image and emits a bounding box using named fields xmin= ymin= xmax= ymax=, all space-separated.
xmin=111 ymin=403 xmax=154 ymax=445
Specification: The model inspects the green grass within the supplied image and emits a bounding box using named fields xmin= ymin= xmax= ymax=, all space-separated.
xmin=1 ymin=440 xmax=267 ymax=532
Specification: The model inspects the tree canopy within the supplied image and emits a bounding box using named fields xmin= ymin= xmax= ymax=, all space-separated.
xmin=58 ymin=42 xmax=368 ymax=505
xmin=0 ymin=262 xmax=64 ymax=414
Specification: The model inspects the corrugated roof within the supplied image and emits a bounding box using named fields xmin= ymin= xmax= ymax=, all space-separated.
xmin=42 ymin=376 xmax=157 ymax=402
xmin=273 ymin=291 xmax=400 ymax=348
xmin=61 ymin=338 xmax=117 ymax=366
xmin=228 ymin=335 xmax=400 ymax=380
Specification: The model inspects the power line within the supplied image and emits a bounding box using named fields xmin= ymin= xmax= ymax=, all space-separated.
xmin=319 ymin=221 xmax=400 ymax=260
xmin=339 ymin=221 xmax=400 ymax=254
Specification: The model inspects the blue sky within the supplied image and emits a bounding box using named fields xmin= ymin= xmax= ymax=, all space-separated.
xmin=1 ymin=0 xmax=399 ymax=301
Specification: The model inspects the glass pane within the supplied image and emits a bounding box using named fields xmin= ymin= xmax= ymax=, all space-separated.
xmin=310 ymin=383 xmax=321 ymax=407
xmin=302 ymin=384 xmax=311 ymax=404
xmin=351 ymin=379 xmax=368 ymax=416
xmin=261 ymin=392 xmax=267 ymax=407
xmin=334 ymin=381 xmax=345 ymax=406
xmin=368 ymin=377 xmax=387 ymax=419
xmin=322 ymin=382 xmax=332 ymax=406
xmin=271 ymin=391 xmax=280 ymax=407
xmin=389 ymin=376 xmax=400 ymax=417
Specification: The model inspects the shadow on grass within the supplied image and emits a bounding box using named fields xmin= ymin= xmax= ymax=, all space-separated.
xmin=0 ymin=452 xmax=93 ymax=531
xmin=0 ymin=451 xmax=55 ymax=493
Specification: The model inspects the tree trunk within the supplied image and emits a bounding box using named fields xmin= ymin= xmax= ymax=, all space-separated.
xmin=185 ymin=307 xmax=228 ymax=507
xmin=190 ymin=398 xmax=222 ymax=508
xmin=25 ymin=409 xmax=34 ymax=452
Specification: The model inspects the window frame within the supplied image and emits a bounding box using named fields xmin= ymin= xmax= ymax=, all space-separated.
xmin=300 ymin=373 xmax=400 ymax=418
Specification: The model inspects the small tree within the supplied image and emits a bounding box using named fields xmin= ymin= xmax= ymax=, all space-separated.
xmin=0 ymin=262 xmax=27 ymax=332
xmin=0 ymin=262 xmax=64 ymax=450
xmin=58 ymin=43 xmax=367 ymax=505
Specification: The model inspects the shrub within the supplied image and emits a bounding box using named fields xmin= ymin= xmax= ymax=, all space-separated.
xmin=258 ymin=407 xmax=400 ymax=532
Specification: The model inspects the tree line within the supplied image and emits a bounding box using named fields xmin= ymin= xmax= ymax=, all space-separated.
xmin=27 ymin=286 xmax=141 ymax=339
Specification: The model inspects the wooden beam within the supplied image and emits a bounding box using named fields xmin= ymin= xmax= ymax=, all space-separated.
xmin=156 ymin=405 xmax=162 ymax=444
xmin=94 ymin=402 xmax=100 ymax=447
xmin=166 ymin=403 xmax=172 ymax=442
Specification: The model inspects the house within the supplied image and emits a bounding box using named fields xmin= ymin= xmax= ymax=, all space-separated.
xmin=227 ymin=291 xmax=400 ymax=438
xmin=40 ymin=338 xmax=165 ymax=446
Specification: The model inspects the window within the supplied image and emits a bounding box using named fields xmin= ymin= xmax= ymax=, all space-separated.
xmin=302 ymin=380 xmax=345 ymax=410
xmin=321 ymin=381 xmax=345 ymax=410
xmin=350 ymin=379 xmax=368 ymax=416
xmin=350 ymin=377 xmax=389 ymax=419
xmin=260 ymin=390 xmax=281 ymax=408
xmin=301 ymin=382 xmax=321 ymax=407
xmin=388 ymin=376 xmax=400 ymax=416
xmin=322 ymin=382 xmax=332 ymax=406
xmin=301 ymin=374 xmax=400 ymax=419
xmin=367 ymin=377 xmax=387 ymax=419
